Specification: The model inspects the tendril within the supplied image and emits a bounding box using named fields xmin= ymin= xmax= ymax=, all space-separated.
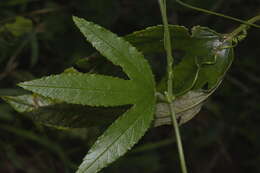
xmin=176 ymin=0 xmax=260 ymax=29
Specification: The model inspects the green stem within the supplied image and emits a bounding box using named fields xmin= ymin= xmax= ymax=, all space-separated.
xmin=168 ymin=103 xmax=188 ymax=173
xmin=227 ymin=15 xmax=260 ymax=40
xmin=176 ymin=0 xmax=260 ymax=29
xmin=159 ymin=1 xmax=188 ymax=173
xmin=159 ymin=0 xmax=173 ymax=98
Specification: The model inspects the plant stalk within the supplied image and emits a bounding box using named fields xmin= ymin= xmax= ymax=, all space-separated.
xmin=159 ymin=0 xmax=173 ymax=99
xmin=168 ymin=102 xmax=187 ymax=173
xmin=159 ymin=0 xmax=188 ymax=173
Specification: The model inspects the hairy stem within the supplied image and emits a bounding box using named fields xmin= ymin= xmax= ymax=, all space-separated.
xmin=159 ymin=0 xmax=188 ymax=173
xmin=176 ymin=0 xmax=260 ymax=29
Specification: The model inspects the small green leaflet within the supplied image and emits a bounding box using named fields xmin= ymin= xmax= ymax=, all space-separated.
xmin=18 ymin=16 xmax=156 ymax=173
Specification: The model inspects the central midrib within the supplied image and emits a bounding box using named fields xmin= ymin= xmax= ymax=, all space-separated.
xmin=20 ymin=84 xmax=137 ymax=93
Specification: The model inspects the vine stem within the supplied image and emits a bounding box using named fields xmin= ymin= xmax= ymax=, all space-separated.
xmin=159 ymin=0 xmax=173 ymax=98
xmin=175 ymin=0 xmax=260 ymax=29
xmin=159 ymin=1 xmax=188 ymax=173
xmin=227 ymin=15 xmax=260 ymax=40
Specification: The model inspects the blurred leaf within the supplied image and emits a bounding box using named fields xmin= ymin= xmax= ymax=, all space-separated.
xmin=4 ymin=16 xmax=33 ymax=37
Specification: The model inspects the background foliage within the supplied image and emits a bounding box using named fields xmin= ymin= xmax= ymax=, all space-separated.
xmin=0 ymin=0 xmax=260 ymax=172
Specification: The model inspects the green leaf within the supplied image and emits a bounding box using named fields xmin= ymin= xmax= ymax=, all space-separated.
xmin=191 ymin=26 xmax=234 ymax=90
xmin=124 ymin=25 xmax=189 ymax=55
xmin=17 ymin=16 xmax=156 ymax=173
xmin=125 ymin=25 xmax=234 ymax=94
xmin=19 ymin=73 xmax=139 ymax=107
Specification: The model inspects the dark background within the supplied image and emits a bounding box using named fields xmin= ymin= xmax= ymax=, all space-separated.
xmin=0 ymin=0 xmax=260 ymax=173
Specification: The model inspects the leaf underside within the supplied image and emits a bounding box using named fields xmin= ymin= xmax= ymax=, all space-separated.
xmin=154 ymin=88 xmax=217 ymax=126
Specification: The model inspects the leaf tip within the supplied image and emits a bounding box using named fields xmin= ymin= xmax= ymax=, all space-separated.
xmin=72 ymin=15 xmax=79 ymax=22
xmin=72 ymin=16 xmax=85 ymax=27
xmin=17 ymin=81 xmax=30 ymax=91
xmin=17 ymin=82 xmax=25 ymax=88
xmin=0 ymin=96 xmax=8 ymax=101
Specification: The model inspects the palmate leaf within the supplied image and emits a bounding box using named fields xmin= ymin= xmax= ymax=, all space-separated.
xmin=18 ymin=16 xmax=156 ymax=173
